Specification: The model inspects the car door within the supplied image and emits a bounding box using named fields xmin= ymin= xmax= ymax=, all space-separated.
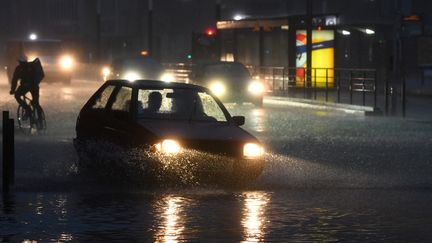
xmin=103 ymin=85 xmax=134 ymax=145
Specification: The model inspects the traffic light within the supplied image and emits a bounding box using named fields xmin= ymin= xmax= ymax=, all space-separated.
xmin=205 ymin=28 xmax=216 ymax=36
xmin=191 ymin=29 xmax=220 ymax=62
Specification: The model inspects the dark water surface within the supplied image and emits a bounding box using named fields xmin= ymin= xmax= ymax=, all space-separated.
xmin=2 ymin=189 xmax=432 ymax=242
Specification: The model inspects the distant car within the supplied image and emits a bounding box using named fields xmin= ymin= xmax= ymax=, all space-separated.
xmin=189 ymin=61 xmax=265 ymax=106
xmin=101 ymin=56 xmax=174 ymax=82
xmin=74 ymin=79 xmax=265 ymax=184
xmin=5 ymin=39 xmax=75 ymax=84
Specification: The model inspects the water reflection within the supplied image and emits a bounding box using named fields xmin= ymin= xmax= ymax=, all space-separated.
xmin=241 ymin=192 xmax=270 ymax=242
xmin=250 ymin=108 xmax=267 ymax=133
xmin=2 ymin=192 xmax=15 ymax=215
xmin=155 ymin=196 xmax=187 ymax=243
xmin=35 ymin=194 xmax=44 ymax=215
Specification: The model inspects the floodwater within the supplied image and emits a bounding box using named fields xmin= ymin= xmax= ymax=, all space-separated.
xmin=1 ymin=73 xmax=432 ymax=242
xmin=2 ymin=189 xmax=432 ymax=242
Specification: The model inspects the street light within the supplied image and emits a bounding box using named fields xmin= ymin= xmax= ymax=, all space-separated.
xmin=29 ymin=33 xmax=38 ymax=41
xmin=233 ymin=14 xmax=244 ymax=21
xmin=365 ymin=28 xmax=375 ymax=35
xmin=341 ymin=30 xmax=351 ymax=35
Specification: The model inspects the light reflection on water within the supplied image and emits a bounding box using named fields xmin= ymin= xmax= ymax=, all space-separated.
xmin=2 ymin=190 xmax=432 ymax=242
xmin=250 ymin=108 xmax=267 ymax=133
xmin=241 ymin=192 xmax=270 ymax=242
xmin=154 ymin=196 xmax=187 ymax=243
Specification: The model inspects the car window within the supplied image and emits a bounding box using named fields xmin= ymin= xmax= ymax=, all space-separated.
xmin=203 ymin=63 xmax=250 ymax=78
xmin=137 ymin=88 xmax=228 ymax=122
xmin=198 ymin=92 xmax=227 ymax=122
xmin=111 ymin=86 xmax=133 ymax=112
xmin=138 ymin=89 xmax=174 ymax=116
xmin=91 ymin=85 xmax=116 ymax=110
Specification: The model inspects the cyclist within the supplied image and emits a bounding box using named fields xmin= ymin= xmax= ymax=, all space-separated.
xmin=9 ymin=54 xmax=44 ymax=120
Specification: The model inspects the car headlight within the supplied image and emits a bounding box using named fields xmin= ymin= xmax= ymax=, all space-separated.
xmin=243 ymin=143 xmax=264 ymax=158
xmin=123 ymin=71 xmax=141 ymax=81
xmin=102 ymin=66 xmax=111 ymax=77
xmin=248 ymin=81 xmax=264 ymax=95
xmin=156 ymin=139 xmax=182 ymax=154
xmin=209 ymin=81 xmax=226 ymax=97
xmin=160 ymin=72 xmax=175 ymax=82
xmin=60 ymin=55 xmax=74 ymax=70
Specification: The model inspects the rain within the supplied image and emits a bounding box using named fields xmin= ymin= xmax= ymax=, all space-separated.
xmin=1 ymin=0 xmax=432 ymax=242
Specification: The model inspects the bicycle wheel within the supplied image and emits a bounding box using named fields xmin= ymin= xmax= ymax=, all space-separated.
xmin=17 ymin=104 xmax=33 ymax=134
xmin=34 ymin=106 xmax=47 ymax=130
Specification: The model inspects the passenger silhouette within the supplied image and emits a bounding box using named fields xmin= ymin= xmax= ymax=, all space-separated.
xmin=143 ymin=91 xmax=163 ymax=115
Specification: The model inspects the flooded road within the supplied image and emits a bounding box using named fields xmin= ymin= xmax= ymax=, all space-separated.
xmin=2 ymin=190 xmax=432 ymax=242
xmin=1 ymin=75 xmax=432 ymax=241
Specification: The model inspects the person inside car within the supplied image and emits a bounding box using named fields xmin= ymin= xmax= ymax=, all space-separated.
xmin=172 ymin=91 xmax=216 ymax=121
xmin=140 ymin=91 xmax=163 ymax=117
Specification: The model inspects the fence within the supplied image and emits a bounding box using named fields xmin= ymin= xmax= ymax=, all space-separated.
xmin=251 ymin=67 xmax=378 ymax=108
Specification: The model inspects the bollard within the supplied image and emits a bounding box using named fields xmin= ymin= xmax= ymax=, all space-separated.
xmin=2 ymin=111 xmax=15 ymax=193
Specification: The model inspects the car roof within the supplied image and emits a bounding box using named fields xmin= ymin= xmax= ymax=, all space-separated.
xmin=105 ymin=79 xmax=208 ymax=91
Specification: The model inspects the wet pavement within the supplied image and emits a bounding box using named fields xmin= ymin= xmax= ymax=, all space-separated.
xmin=1 ymin=76 xmax=432 ymax=242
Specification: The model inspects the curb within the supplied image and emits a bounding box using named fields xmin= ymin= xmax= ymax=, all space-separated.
xmin=264 ymin=96 xmax=377 ymax=115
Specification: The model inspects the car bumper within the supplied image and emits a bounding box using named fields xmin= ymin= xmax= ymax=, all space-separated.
xmin=74 ymin=138 xmax=265 ymax=184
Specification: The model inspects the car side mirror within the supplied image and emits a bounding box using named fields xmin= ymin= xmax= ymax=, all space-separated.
xmin=232 ymin=116 xmax=245 ymax=126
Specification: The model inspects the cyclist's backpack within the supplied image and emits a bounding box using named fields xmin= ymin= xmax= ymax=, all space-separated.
xmin=31 ymin=58 xmax=44 ymax=85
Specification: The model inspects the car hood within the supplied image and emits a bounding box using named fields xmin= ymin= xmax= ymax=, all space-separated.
xmin=138 ymin=120 xmax=256 ymax=142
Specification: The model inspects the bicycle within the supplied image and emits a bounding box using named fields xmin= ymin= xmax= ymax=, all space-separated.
xmin=17 ymin=95 xmax=46 ymax=134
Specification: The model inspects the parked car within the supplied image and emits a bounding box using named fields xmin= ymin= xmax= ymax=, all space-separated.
xmin=101 ymin=56 xmax=174 ymax=82
xmin=74 ymin=79 xmax=265 ymax=184
xmin=189 ymin=61 xmax=265 ymax=106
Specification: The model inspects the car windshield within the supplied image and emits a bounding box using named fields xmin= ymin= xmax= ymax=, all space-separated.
xmin=113 ymin=58 xmax=163 ymax=72
xmin=203 ymin=63 xmax=250 ymax=78
xmin=137 ymin=88 xmax=228 ymax=122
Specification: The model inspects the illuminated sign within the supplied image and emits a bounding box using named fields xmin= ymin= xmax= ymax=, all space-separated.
xmin=296 ymin=30 xmax=335 ymax=88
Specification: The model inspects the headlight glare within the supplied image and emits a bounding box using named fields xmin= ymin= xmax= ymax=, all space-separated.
xmin=123 ymin=71 xmax=141 ymax=81
xmin=209 ymin=81 xmax=226 ymax=97
xmin=60 ymin=55 xmax=74 ymax=70
xmin=243 ymin=143 xmax=264 ymax=158
xmin=248 ymin=81 xmax=264 ymax=95
xmin=102 ymin=66 xmax=111 ymax=77
xmin=160 ymin=72 xmax=175 ymax=82
xmin=156 ymin=139 xmax=182 ymax=154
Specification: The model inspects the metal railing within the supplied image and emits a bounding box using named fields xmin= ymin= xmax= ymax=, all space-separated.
xmin=250 ymin=66 xmax=378 ymax=108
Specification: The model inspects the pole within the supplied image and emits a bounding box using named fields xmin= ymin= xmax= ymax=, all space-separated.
xmin=325 ymin=68 xmax=328 ymax=102
xmin=2 ymin=111 xmax=15 ymax=193
xmin=306 ymin=0 xmax=313 ymax=89
xmin=215 ymin=0 xmax=221 ymax=21
xmin=385 ymin=71 xmax=389 ymax=114
xmin=148 ymin=0 xmax=153 ymax=56
xmin=402 ymin=73 xmax=406 ymax=117
xmin=374 ymin=70 xmax=377 ymax=109
xmin=96 ymin=0 xmax=101 ymax=63
xmin=259 ymin=27 xmax=264 ymax=67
